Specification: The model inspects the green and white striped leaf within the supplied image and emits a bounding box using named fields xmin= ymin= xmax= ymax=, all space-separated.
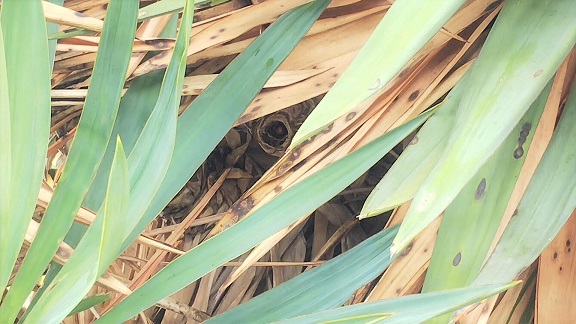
xmin=0 ymin=1 xmax=139 ymax=321
xmin=276 ymin=282 xmax=518 ymax=324
xmin=291 ymin=0 xmax=466 ymax=147
xmin=0 ymin=0 xmax=51 ymax=297
xmin=208 ymin=226 xmax=399 ymax=323
xmin=475 ymin=78 xmax=576 ymax=286
xmin=25 ymin=139 xmax=129 ymax=323
xmin=392 ymin=0 xmax=576 ymax=254
xmin=97 ymin=110 xmax=432 ymax=323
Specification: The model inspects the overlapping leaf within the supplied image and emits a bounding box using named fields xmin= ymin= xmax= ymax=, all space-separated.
xmin=0 ymin=0 xmax=51 ymax=298
xmin=0 ymin=0 xmax=139 ymax=320
xmin=208 ymin=226 xmax=399 ymax=323
xmin=25 ymin=140 xmax=129 ymax=323
xmin=276 ymin=282 xmax=518 ymax=324
xmin=291 ymin=0 xmax=466 ymax=147
xmin=392 ymin=0 xmax=576 ymax=254
xmin=475 ymin=78 xmax=576 ymax=285
xmin=97 ymin=110 xmax=432 ymax=322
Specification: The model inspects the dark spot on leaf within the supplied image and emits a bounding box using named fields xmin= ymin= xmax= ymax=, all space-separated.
xmin=534 ymin=69 xmax=543 ymax=77
xmin=290 ymin=146 xmax=301 ymax=160
xmin=553 ymin=251 xmax=558 ymax=259
xmin=332 ymin=73 xmax=339 ymax=78
xmin=475 ymin=178 xmax=486 ymax=200
xmin=315 ymin=83 xmax=322 ymax=87
xmin=513 ymin=147 xmax=524 ymax=159
xmin=254 ymin=98 xmax=261 ymax=103
xmin=321 ymin=122 xmax=334 ymax=134
xmin=74 ymin=11 xmax=88 ymax=17
xmin=453 ymin=252 xmax=461 ymax=266
xmin=560 ymin=266 xmax=563 ymax=272
xmin=274 ymin=185 xmax=283 ymax=193
xmin=567 ymin=240 xmax=571 ymax=247
xmin=400 ymin=243 xmax=413 ymax=257
xmin=252 ymin=105 xmax=261 ymax=112
xmin=231 ymin=197 xmax=255 ymax=217
xmin=399 ymin=68 xmax=408 ymax=78
xmin=392 ymin=96 xmax=399 ymax=103
xmin=219 ymin=28 xmax=226 ymax=33
xmin=423 ymin=248 xmax=428 ymax=253
xmin=396 ymin=288 xmax=402 ymax=294
xmin=210 ymin=35 xmax=218 ymax=40
xmin=329 ymin=82 xmax=336 ymax=87
xmin=408 ymin=90 xmax=419 ymax=101
xmin=276 ymin=161 xmax=293 ymax=176
xmin=345 ymin=112 xmax=356 ymax=121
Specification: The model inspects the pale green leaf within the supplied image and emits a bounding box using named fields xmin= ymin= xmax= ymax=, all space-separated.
xmin=291 ymin=0 xmax=466 ymax=147
xmin=0 ymin=0 xmax=51 ymax=297
xmin=475 ymin=78 xmax=576 ymax=285
xmin=122 ymin=0 xmax=332 ymax=251
xmin=0 ymin=0 xmax=139 ymax=320
xmin=392 ymin=0 xmax=576 ymax=253
xmin=276 ymin=282 xmax=518 ymax=324
xmin=25 ymin=139 xmax=130 ymax=323
xmin=208 ymin=226 xmax=399 ymax=323
xmin=97 ymin=110 xmax=432 ymax=323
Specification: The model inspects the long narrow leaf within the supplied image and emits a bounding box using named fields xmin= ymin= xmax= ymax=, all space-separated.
xmin=25 ymin=139 xmax=130 ymax=323
xmin=124 ymin=0 xmax=194 ymax=233
xmin=276 ymin=282 xmax=518 ymax=324
xmin=291 ymin=0 xmax=466 ymax=147
xmin=0 ymin=0 xmax=51 ymax=297
xmin=474 ymin=77 xmax=576 ymax=285
xmin=208 ymin=226 xmax=399 ymax=323
xmin=0 ymin=1 xmax=139 ymax=320
xmin=392 ymin=0 xmax=576 ymax=253
xmin=360 ymin=79 xmax=466 ymax=218
xmin=422 ymin=80 xmax=551 ymax=324
xmin=97 ymin=110 xmax=432 ymax=322
xmin=122 ymin=0 xmax=332 ymax=251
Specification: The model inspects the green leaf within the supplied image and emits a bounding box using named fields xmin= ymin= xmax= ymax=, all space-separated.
xmin=25 ymin=139 xmax=130 ymax=323
xmin=0 ymin=0 xmax=139 ymax=320
xmin=122 ymin=0 xmax=332 ymax=251
xmin=67 ymin=294 xmax=110 ymax=318
xmin=123 ymin=0 xmax=194 ymax=234
xmin=0 ymin=0 xmax=51 ymax=296
xmin=276 ymin=282 xmax=518 ymax=324
xmin=474 ymin=78 xmax=576 ymax=286
xmin=97 ymin=110 xmax=432 ymax=323
xmin=392 ymin=0 xmax=576 ymax=254
xmin=291 ymin=0 xmax=466 ymax=147
xmin=208 ymin=226 xmax=399 ymax=323
xmin=421 ymin=80 xmax=552 ymax=324
xmin=360 ymin=81 xmax=466 ymax=218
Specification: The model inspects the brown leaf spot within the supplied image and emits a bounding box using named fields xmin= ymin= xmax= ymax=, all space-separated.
xmin=345 ymin=112 xmax=356 ymax=122
xmin=533 ymin=69 xmax=543 ymax=77
xmin=453 ymin=252 xmax=462 ymax=266
xmin=276 ymin=160 xmax=293 ymax=176
xmin=321 ymin=122 xmax=334 ymax=134
xmin=475 ymin=178 xmax=486 ymax=200
xmin=408 ymin=90 xmax=420 ymax=101
xmin=400 ymin=242 xmax=413 ymax=256
xmin=219 ymin=28 xmax=226 ymax=33
xmin=513 ymin=147 xmax=524 ymax=159
xmin=553 ymin=251 xmax=558 ymax=259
